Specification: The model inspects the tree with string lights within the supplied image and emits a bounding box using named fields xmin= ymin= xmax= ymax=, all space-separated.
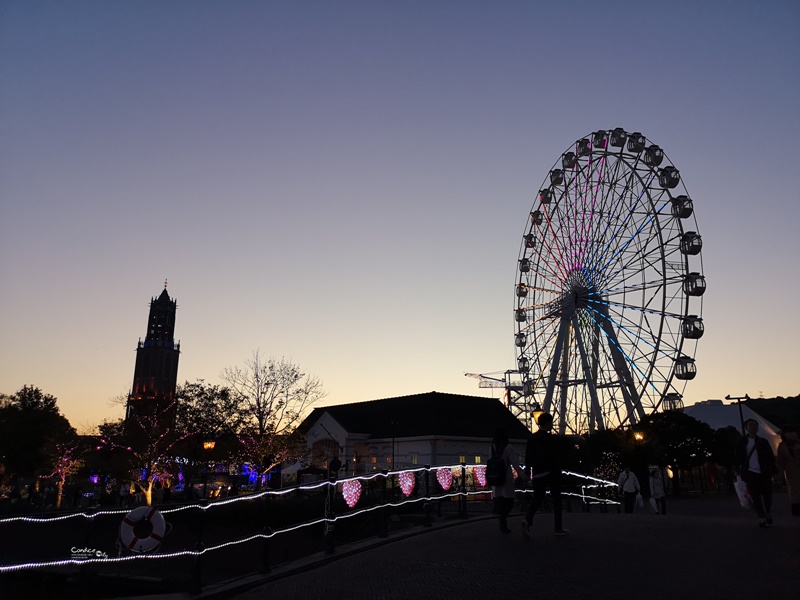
xmin=221 ymin=351 xmax=325 ymax=488
xmin=98 ymin=396 xmax=193 ymax=506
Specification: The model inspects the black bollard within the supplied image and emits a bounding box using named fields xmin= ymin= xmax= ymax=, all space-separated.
xmin=260 ymin=527 xmax=272 ymax=573
xmin=192 ymin=499 xmax=208 ymax=594
xmin=261 ymin=494 xmax=271 ymax=573
xmin=324 ymin=477 xmax=336 ymax=554
xmin=459 ymin=463 xmax=468 ymax=519
xmin=79 ymin=507 xmax=96 ymax=596
xmin=378 ymin=470 xmax=388 ymax=538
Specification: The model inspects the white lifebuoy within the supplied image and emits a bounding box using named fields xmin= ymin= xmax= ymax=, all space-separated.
xmin=120 ymin=506 xmax=166 ymax=553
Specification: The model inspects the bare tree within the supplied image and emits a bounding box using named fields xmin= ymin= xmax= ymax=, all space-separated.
xmin=221 ymin=351 xmax=325 ymax=483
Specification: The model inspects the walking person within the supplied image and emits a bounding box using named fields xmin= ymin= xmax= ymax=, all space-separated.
xmin=521 ymin=412 xmax=568 ymax=538
xmin=736 ymin=418 xmax=777 ymax=527
xmin=776 ymin=425 xmax=800 ymax=517
xmin=489 ymin=427 xmax=525 ymax=534
xmin=649 ymin=469 xmax=666 ymax=515
xmin=617 ymin=466 xmax=640 ymax=513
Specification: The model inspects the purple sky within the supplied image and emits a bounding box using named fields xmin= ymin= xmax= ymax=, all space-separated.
xmin=1 ymin=1 xmax=798 ymax=429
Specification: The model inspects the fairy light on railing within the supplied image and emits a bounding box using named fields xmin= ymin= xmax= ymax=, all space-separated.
xmin=0 ymin=465 xmax=618 ymax=526
xmin=0 ymin=466 xmax=619 ymax=573
xmin=398 ymin=471 xmax=415 ymax=496
xmin=436 ymin=468 xmax=453 ymax=491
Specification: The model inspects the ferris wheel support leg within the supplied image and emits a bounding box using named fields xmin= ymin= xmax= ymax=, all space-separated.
xmin=557 ymin=322 xmax=572 ymax=435
xmin=542 ymin=314 xmax=570 ymax=419
xmin=571 ymin=315 xmax=605 ymax=432
xmin=597 ymin=310 xmax=646 ymax=425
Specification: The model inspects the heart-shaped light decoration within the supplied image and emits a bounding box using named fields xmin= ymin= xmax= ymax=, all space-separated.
xmin=475 ymin=466 xmax=487 ymax=487
xmin=398 ymin=471 xmax=415 ymax=497
xmin=341 ymin=480 xmax=362 ymax=508
xmin=436 ymin=468 xmax=452 ymax=491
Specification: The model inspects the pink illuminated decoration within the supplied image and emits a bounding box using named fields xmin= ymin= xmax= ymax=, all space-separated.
xmin=475 ymin=466 xmax=487 ymax=487
xmin=436 ymin=468 xmax=452 ymax=491
xmin=398 ymin=471 xmax=415 ymax=497
xmin=341 ymin=480 xmax=362 ymax=508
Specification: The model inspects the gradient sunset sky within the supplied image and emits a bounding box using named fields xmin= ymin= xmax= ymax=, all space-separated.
xmin=1 ymin=1 xmax=798 ymax=430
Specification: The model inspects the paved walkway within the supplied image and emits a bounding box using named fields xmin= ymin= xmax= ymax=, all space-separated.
xmin=151 ymin=493 xmax=799 ymax=600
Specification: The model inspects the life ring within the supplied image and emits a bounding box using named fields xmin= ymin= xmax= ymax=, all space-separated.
xmin=120 ymin=506 xmax=166 ymax=553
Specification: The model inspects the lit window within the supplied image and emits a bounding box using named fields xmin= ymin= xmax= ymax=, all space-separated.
xmin=458 ymin=455 xmax=466 ymax=463
xmin=410 ymin=453 xmax=418 ymax=465
xmin=386 ymin=456 xmax=392 ymax=463
xmin=370 ymin=456 xmax=377 ymax=464
xmin=474 ymin=456 xmax=481 ymax=464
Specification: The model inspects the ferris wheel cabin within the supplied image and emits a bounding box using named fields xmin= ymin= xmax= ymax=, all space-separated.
xmin=610 ymin=128 xmax=627 ymax=147
xmin=593 ymin=130 xmax=608 ymax=147
xmin=683 ymin=272 xmax=706 ymax=296
xmin=627 ymin=132 xmax=646 ymax=153
xmin=680 ymin=232 xmax=703 ymax=255
xmin=659 ymin=166 xmax=681 ymax=188
xmin=530 ymin=210 xmax=543 ymax=225
xmin=682 ymin=315 xmax=704 ymax=339
xmin=674 ymin=356 xmax=697 ymax=380
xmin=671 ymin=195 xmax=694 ymax=219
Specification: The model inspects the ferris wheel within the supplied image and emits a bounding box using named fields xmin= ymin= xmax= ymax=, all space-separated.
xmin=513 ymin=128 xmax=705 ymax=435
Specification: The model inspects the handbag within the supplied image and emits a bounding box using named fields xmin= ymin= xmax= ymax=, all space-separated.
xmin=648 ymin=496 xmax=658 ymax=514
xmin=636 ymin=493 xmax=643 ymax=508
xmin=733 ymin=475 xmax=750 ymax=508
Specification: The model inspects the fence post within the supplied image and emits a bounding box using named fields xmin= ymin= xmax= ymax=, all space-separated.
xmin=423 ymin=466 xmax=432 ymax=527
xmin=378 ymin=470 xmax=388 ymax=538
xmin=79 ymin=507 xmax=96 ymax=596
xmin=260 ymin=493 xmax=271 ymax=573
xmin=191 ymin=499 xmax=208 ymax=594
xmin=324 ymin=477 xmax=336 ymax=554
xmin=459 ymin=463 xmax=467 ymax=519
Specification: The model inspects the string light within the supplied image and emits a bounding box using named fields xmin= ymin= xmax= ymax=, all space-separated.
xmin=398 ymin=471 xmax=415 ymax=496
xmin=436 ymin=468 xmax=452 ymax=491
xmin=341 ymin=480 xmax=362 ymax=508
xmin=474 ymin=466 xmax=487 ymax=487
xmin=0 ymin=465 xmax=619 ymax=573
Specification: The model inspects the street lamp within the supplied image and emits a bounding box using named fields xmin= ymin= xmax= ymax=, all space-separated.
xmin=633 ymin=431 xmax=645 ymax=442
xmin=725 ymin=394 xmax=751 ymax=435
xmin=202 ymin=439 xmax=216 ymax=499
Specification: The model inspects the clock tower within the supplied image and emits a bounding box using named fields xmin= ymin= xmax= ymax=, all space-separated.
xmin=125 ymin=282 xmax=181 ymax=424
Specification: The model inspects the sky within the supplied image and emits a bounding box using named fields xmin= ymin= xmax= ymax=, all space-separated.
xmin=1 ymin=0 xmax=798 ymax=431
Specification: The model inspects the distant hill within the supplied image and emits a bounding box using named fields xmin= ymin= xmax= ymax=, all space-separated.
xmin=745 ymin=394 xmax=800 ymax=430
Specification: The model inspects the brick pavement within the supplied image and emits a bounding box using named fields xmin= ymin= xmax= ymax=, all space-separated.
xmin=142 ymin=492 xmax=799 ymax=600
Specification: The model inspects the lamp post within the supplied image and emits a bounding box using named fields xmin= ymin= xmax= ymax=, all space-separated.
xmin=202 ymin=439 xmax=216 ymax=499
xmin=725 ymin=394 xmax=750 ymax=435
